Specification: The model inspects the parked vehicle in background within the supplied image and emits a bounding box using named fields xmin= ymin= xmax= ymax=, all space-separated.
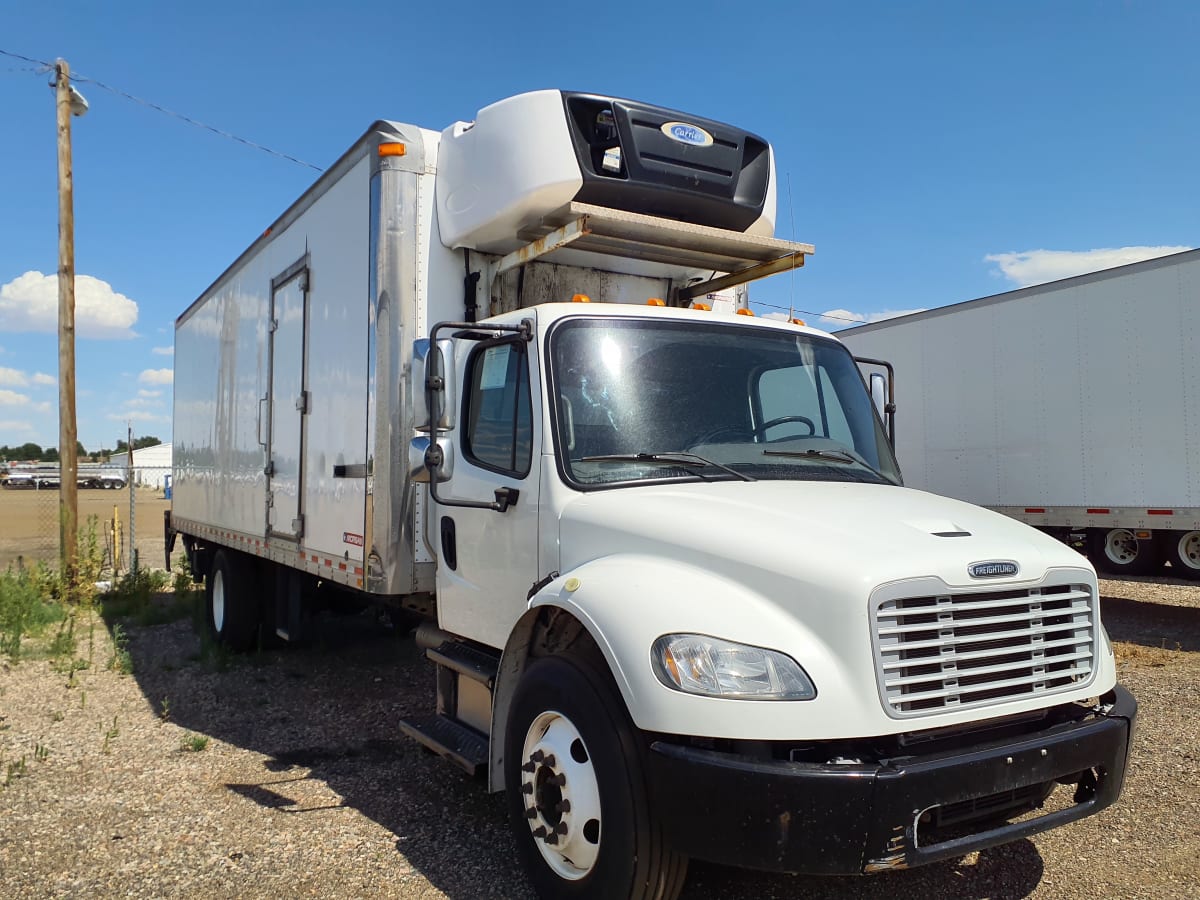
xmin=2 ymin=466 xmax=126 ymax=489
xmin=168 ymin=90 xmax=1135 ymax=899
xmin=840 ymin=249 xmax=1200 ymax=579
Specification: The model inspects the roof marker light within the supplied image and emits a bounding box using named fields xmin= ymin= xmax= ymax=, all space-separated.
xmin=647 ymin=298 xmax=665 ymax=306
xmin=378 ymin=142 xmax=407 ymax=157
xmin=736 ymin=308 xmax=755 ymax=316
xmin=691 ymin=303 xmax=711 ymax=311
xmin=790 ymin=317 xmax=806 ymax=326
xmin=572 ymin=293 xmax=592 ymax=303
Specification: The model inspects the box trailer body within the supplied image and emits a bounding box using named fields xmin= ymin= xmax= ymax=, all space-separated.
xmin=839 ymin=249 xmax=1200 ymax=578
xmin=170 ymin=91 xmax=1134 ymax=898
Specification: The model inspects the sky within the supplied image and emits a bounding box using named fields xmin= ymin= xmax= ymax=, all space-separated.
xmin=2 ymin=1 xmax=1198 ymax=452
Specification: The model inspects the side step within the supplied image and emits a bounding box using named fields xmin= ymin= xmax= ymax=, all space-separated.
xmin=399 ymin=714 xmax=489 ymax=776
xmin=425 ymin=640 xmax=499 ymax=687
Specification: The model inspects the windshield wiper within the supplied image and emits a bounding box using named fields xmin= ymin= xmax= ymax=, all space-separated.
xmin=762 ymin=448 xmax=891 ymax=483
xmin=581 ymin=452 xmax=754 ymax=482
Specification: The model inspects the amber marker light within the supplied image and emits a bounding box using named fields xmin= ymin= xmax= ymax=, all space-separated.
xmin=378 ymin=142 xmax=407 ymax=157
xmin=647 ymin=298 xmax=665 ymax=306
xmin=790 ymin=318 xmax=806 ymax=326
xmin=691 ymin=303 xmax=711 ymax=311
xmin=736 ymin=308 xmax=755 ymax=316
xmin=572 ymin=293 xmax=592 ymax=303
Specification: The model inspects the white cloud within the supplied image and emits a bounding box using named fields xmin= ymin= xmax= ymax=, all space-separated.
xmin=138 ymin=368 xmax=173 ymax=385
xmin=818 ymin=308 xmax=927 ymax=329
xmin=127 ymin=397 xmax=162 ymax=409
xmin=0 ymin=389 xmax=31 ymax=406
xmin=985 ymin=246 xmax=1191 ymax=288
xmin=32 ymin=401 xmax=51 ymax=413
xmin=152 ymin=346 xmax=174 ymax=356
xmin=137 ymin=389 xmax=162 ymax=398
xmin=106 ymin=409 xmax=169 ymax=423
xmin=0 ymin=271 xmax=139 ymax=338
xmin=32 ymin=372 xmax=56 ymax=386
xmin=0 ymin=420 xmax=32 ymax=433
xmin=0 ymin=367 xmax=29 ymax=386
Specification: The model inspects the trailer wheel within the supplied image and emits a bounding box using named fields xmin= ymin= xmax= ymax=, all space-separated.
xmin=1088 ymin=528 xmax=1157 ymax=576
xmin=1161 ymin=530 xmax=1200 ymax=580
xmin=505 ymin=655 xmax=687 ymax=900
xmin=206 ymin=550 xmax=260 ymax=651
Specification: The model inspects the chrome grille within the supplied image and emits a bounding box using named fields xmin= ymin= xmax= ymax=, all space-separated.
xmin=873 ymin=583 xmax=1096 ymax=716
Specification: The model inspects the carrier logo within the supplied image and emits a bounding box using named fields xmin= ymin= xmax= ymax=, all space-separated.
xmin=661 ymin=121 xmax=714 ymax=147
xmin=969 ymin=560 xmax=1019 ymax=578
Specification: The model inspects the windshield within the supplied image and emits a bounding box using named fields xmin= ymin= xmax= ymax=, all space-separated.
xmin=549 ymin=317 xmax=902 ymax=487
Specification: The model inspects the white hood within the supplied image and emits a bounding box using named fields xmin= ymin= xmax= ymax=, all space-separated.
xmin=558 ymin=481 xmax=1088 ymax=596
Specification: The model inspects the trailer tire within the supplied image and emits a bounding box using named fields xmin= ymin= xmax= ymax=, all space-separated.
xmin=505 ymin=655 xmax=687 ymax=900
xmin=1088 ymin=528 xmax=1157 ymax=576
xmin=1161 ymin=530 xmax=1200 ymax=580
xmin=206 ymin=550 xmax=260 ymax=651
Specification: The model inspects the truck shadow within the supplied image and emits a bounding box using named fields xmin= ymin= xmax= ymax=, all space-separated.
xmin=119 ymin=604 xmax=1049 ymax=900
xmin=1100 ymin=595 xmax=1200 ymax=652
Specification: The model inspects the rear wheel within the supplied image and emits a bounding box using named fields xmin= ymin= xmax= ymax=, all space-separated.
xmin=505 ymin=655 xmax=687 ymax=900
xmin=1088 ymin=528 xmax=1157 ymax=576
xmin=1161 ymin=530 xmax=1200 ymax=580
xmin=206 ymin=550 xmax=260 ymax=650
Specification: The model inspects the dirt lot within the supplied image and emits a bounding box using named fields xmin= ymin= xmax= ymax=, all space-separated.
xmin=0 ymin=486 xmax=173 ymax=571
xmin=0 ymin=576 xmax=1197 ymax=899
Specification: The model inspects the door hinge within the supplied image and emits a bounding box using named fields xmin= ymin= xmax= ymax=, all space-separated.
xmin=295 ymin=390 xmax=310 ymax=414
xmin=299 ymin=273 xmax=309 ymax=293
xmin=264 ymin=460 xmax=276 ymax=477
xmin=291 ymin=515 xmax=305 ymax=537
xmin=269 ymin=318 xmax=279 ymax=333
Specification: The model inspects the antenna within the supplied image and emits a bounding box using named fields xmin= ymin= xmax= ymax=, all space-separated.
xmin=787 ymin=172 xmax=797 ymax=320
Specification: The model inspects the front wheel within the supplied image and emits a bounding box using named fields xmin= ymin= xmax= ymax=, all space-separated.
xmin=1088 ymin=528 xmax=1157 ymax=576
xmin=1161 ymin=530 xmax=1200 ymax=580
xmin=505 ymin=655 xmax=687 ymax=900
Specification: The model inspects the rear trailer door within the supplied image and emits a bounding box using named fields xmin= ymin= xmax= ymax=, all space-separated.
xmin=267 ymin=261 xmax=309 ymax=539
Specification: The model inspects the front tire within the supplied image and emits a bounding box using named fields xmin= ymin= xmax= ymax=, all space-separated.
xmin=505 ymin=655 xmax=687 ymax=900
xmin=206 ymin=550 xmax=260 ymax=651
xmin=1088 ymin=528 xmax=1158 ymax=576
xmin=1161 ymin=530 xmax=1200 ymax=580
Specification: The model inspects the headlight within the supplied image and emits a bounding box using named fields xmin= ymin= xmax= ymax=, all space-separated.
xmin=651 ymin=634 xmax=816 ymax=700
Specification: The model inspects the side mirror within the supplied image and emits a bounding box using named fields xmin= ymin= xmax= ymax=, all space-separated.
xmin=870 ymin=372 xmax=887 ymax=421
xmin=409 ymin=435 xmax=453 ymax=483
xmin=412 ymin=338 xmax=457 ymax=432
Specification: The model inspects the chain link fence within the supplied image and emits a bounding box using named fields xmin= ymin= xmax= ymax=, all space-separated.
xmin=0 ymin=465 xmax=176 ymax=575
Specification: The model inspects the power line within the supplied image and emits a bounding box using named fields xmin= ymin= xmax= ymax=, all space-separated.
xmin=0 ymin=47 xmax=323 ymax=172
xmin=749 ymin=297 xmax=864 ymax=325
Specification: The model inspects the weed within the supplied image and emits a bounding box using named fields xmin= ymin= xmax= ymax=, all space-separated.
xmin=51 ymin=710 xmax=65 ymax=723
xmin=3 ymin=756 xmax=27 ymax=787
xmin=159 ymin=696 xmax=171 ymax=722
xmin=180 ymin=733 xmax=209 ymax=753
xmin=101 ymin=568 xmax=177 ymax=625
xmin=107 ymin=624 xmax=133 ymax=676
xmin=79 ymin=690 xmax=87 ymax=709
xmin=34 ymin=742 xmax=49 ymax=762
xmin=101 ymin=716 xmax=119 ymax=753
xmin=0 ymin=566 xmax=65 ymax=661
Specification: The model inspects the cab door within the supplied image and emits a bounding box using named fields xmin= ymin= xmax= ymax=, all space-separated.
xmin=433 ymin=335 xmax=541 ymax=650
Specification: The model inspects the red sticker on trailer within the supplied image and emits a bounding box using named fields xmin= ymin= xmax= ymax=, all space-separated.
xmin=343 ymin=532 xmax=364 ymax=547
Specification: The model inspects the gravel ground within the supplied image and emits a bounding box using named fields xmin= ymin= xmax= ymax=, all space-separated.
xmin=1 ymin=575 xmax=1196 ymax=899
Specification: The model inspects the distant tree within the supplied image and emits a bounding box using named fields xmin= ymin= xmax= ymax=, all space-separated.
xmin=41 ymin=446 xmax=59 ymax=462
xmin=133 ymin=435 xmax=162 ymax=450
xmin=17 ymin=442 xmax=43 ymax=460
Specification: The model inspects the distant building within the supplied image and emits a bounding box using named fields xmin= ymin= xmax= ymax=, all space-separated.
xmin=109 ymin=442 xmax=173 ymax=489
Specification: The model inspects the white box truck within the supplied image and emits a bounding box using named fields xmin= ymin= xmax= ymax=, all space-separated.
xmin=839 ymin=249 xmax=1200 ymax=580
xmin=168 ymin=90 xmax=1135 ymax=899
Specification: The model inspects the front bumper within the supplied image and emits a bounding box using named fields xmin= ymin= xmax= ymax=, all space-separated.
xmin=647 ymin=685 xmax=1136 ymax=875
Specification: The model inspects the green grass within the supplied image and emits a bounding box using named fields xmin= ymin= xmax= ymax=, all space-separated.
xmin=0 ymin=567 xmax=66 ymax=661
xmin=179 ymin=733 xmax=209 ymax=753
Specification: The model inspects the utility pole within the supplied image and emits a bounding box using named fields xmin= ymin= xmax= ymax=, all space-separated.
xmin=55 ymin=59 xmax=86 ymax=591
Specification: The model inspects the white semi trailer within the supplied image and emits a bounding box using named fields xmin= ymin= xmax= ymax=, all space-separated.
xmin=839 ymin=249 xmax=1200 ymax=579
xmin=168 ymin=91 xmax=1135 ymax=899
